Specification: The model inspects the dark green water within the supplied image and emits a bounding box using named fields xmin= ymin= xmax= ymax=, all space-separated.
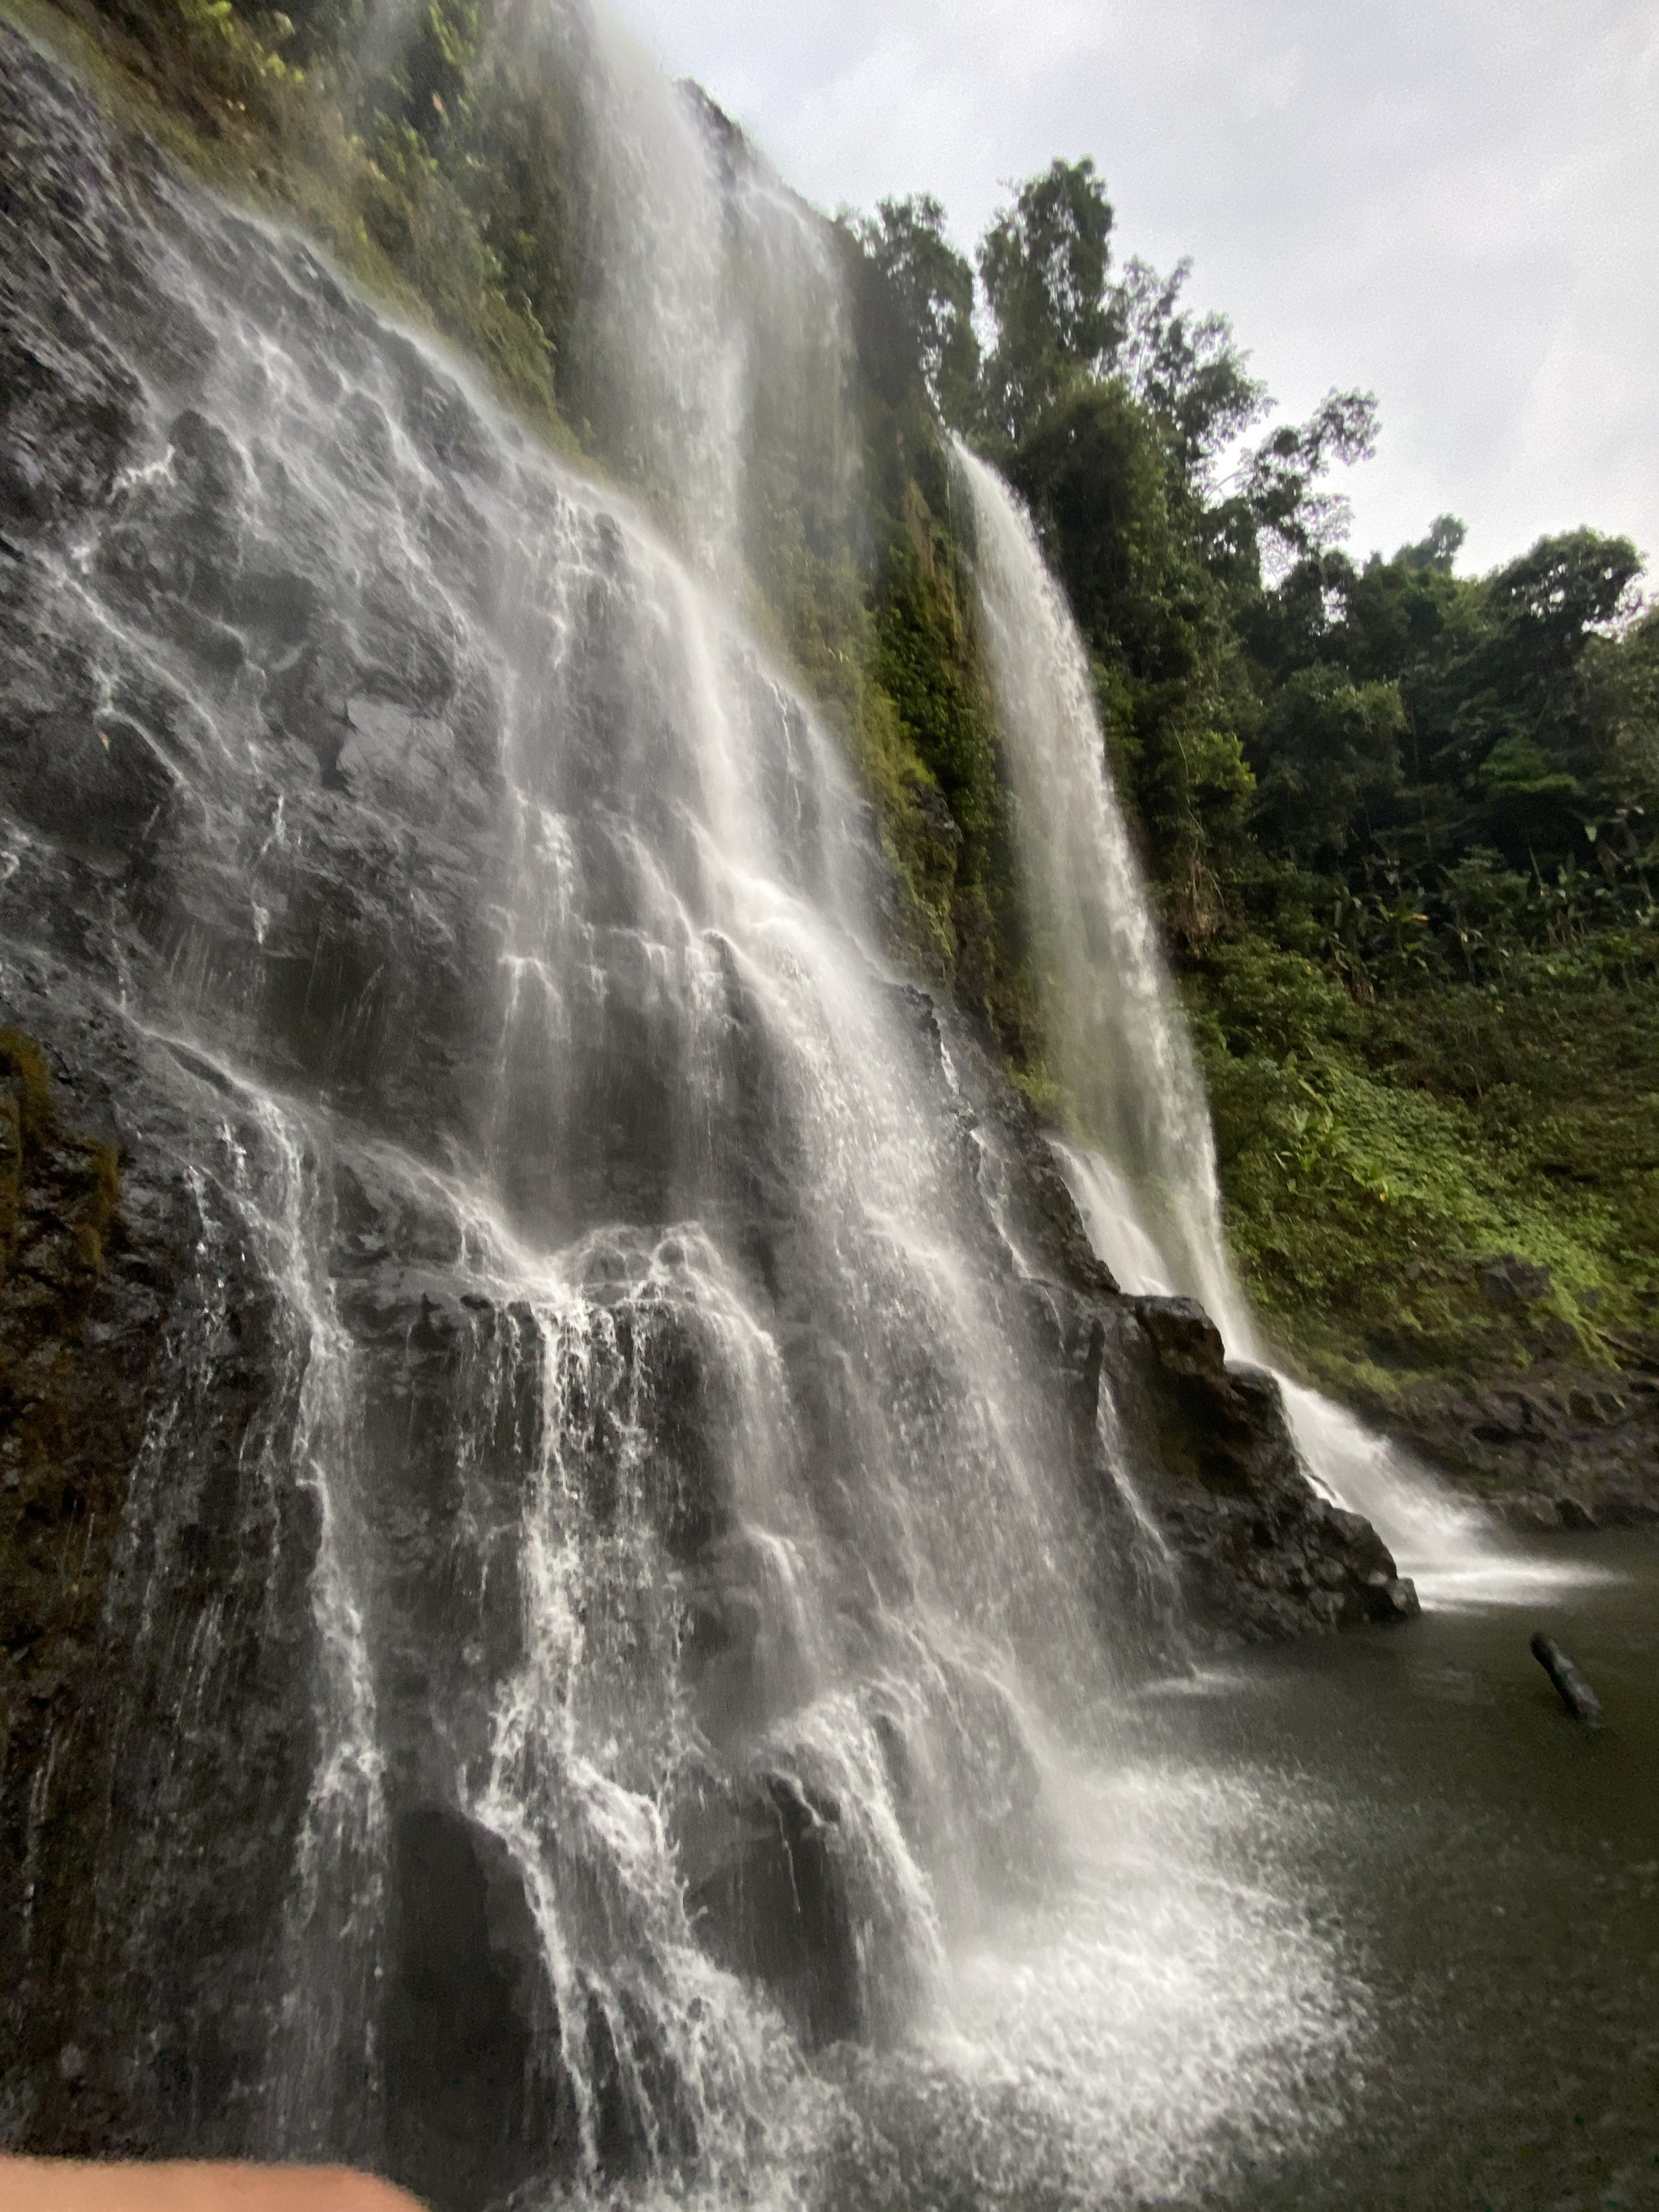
xmin=1179 ymin=1532 xmax=1659 ymax=2212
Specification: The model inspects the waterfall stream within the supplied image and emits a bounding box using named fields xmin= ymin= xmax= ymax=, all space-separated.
xmin=952 ymin=442 xmax=1526 ymax=1599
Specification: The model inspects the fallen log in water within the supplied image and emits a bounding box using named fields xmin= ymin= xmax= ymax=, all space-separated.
xmin=1530 ymin=1631 xmax=1605 ymax=1726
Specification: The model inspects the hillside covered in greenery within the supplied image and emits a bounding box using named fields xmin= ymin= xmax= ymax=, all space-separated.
xmin=859 ymin=164 xmax=1659 ymax=1413
xmin=10 ymin=0 xmax=1657 ymax=1472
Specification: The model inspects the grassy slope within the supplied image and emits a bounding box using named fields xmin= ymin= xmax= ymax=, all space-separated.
xmin=1188 ymin=931 xmax=1659 ymax=1407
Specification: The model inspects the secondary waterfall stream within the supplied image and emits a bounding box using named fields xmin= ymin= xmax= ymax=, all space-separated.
xmin=952 ymin=442 xmax=1517 ymax=1597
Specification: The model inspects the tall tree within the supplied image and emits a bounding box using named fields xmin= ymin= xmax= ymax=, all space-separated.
xmin=857 ymin=195 xmax=980 ymax=425
xmin=977 ymin=158 xmax=1119 ymax=444
xmin=1111 ymin=255 xmax=1267 ymax=486
xmin=1236 ymin=388 xmax=1380 ymax=573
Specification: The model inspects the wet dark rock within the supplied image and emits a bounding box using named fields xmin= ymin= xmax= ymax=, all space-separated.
xmin=1362 ymin=1570 xmax=1421 ymax=1621
xmin=1480 ymin=1255 xmax=1554 ymax=1308
xmin=385 ymin=1807 xmax=568 ymax=2210
xmin=684 ymin=1768 xmax=861 ymax=2049
xmin=1352 ymin=1363 xmax=1659 ymax=1531
xmin=0 ymin=969 xmax=318 ymax=2159
xmin=1075 ymin=1294 xmax=1418 ymax=1643
xmin=923 ymin=1025 xmax=1417 ymax=1647
xmin=1491 ymin=1491 xmax=1569 ymax=1532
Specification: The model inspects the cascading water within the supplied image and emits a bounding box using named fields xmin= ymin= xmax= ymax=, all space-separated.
xmin=552 ymin=6 xmax=848 ymax=593
xmin=952 ymin=441 xmax=1512 ymax=1596
xmin=0 ymin=17 xmax=1397 ymax=2206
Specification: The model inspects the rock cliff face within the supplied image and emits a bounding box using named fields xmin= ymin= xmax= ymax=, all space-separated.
xmin=0 ymin=28 xmax=1412 ymax=2197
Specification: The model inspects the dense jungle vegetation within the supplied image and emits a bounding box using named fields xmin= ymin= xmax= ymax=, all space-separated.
xmin=9 ymin=0 xmax=1657 ymax=1413
xmin=857 ymin=168 xmax=1659 ymax=1400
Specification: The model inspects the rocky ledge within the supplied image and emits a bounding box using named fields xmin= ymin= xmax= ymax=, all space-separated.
xmin=1353 ymin=1355 xmax=1659 ymax=1533
xmin=918 ymin=999 xmax=1420 ymax=1648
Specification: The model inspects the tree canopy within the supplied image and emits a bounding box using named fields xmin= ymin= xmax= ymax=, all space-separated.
xmin=976 ymin=158 xmax=1119 ymax=444
xmin=847 ymin=159 xmax=1653 ymax=979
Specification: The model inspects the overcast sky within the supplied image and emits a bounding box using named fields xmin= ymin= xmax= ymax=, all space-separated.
xmin=608 ymin=0 xmax=1657 ymax=579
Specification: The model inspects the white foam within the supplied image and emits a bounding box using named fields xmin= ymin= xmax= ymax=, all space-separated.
xmin=834 ymin=1746 xmax=1365 ymax=2206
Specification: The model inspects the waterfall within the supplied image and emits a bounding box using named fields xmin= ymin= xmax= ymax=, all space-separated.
xmin=952 ymin=441 xmax=1507 ymax=1592
xmin=545 ymin=0 xmax=853 ymax=601
xmin=0 ymin=19 xmax=1392 ymax=2203
xmin=6 ymin=8 xmax=1512 ymax=2194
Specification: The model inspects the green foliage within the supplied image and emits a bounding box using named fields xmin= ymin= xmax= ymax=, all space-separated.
xmin=0 ymin=1028 xmax=56 ymax=1160
xmin=1401 ymin=514 xmax=1467 ymax=574
xmin=865 ymin=486 xmax=1043 ymax=1063
xmin=0 ymin=1029 xmax=120 ymax=1306
xmin=1585 ymin=604 xmax=1659 ymax=816
xmin=0 ymin=1030 xmax=129 ymax=1736
xmin=1184 ymin=941 xmax=1657 ymax=1385
xmin=855 ymin=195 xmax=979 ymax=427
xmin=1250 ymin=663 xmax=1403 ymax=859
xmin=977 ymin=157 xmax=1118 ymax=445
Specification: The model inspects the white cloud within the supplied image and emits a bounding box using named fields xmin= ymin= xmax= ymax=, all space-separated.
xmin=609 ymin=0 xmax=1659 ymax=574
